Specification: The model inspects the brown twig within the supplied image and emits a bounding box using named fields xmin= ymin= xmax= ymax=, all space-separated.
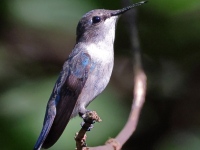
xmin=114 ymin=0 xmax=147 ymax=147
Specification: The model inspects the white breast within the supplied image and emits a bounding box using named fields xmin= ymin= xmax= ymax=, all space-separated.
xmin=86 ymin=42 xmax=113 ymax=63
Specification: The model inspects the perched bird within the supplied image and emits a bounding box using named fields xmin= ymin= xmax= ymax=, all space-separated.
xmin=33 ymin=1 xmax=147 ymax=149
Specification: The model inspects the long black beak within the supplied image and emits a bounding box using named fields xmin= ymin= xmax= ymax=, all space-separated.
xmin=111 ymin=1 xmax=147 ymax=16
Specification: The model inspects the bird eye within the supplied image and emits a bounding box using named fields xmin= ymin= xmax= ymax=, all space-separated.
xmin=92 ymin=16 xmax=101 ymax=24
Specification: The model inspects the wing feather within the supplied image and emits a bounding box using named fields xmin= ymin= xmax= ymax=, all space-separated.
xmin=34 ymin=52 xmax=91 ymax=149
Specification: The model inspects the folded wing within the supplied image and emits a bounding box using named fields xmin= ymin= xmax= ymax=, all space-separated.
xmin=33 ymin=52 xmax=91 ymax=149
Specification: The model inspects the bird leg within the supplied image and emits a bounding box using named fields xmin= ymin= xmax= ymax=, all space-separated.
xmin=75 ymin=111 xmax=102 ymax=149
xmin=79 ymin=111 xmax=102 ymax=131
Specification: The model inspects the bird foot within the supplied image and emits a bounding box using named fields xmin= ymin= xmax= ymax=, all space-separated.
xmin=80 ymin=111 xmax=102 ymax=131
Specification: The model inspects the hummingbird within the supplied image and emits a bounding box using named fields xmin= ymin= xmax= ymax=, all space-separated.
xmin=33 ymin=1 xmax=147 ymax=149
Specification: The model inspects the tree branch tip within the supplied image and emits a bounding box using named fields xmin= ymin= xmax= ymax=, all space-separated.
xmin=85 ymin=111 xmax=102 ymax=122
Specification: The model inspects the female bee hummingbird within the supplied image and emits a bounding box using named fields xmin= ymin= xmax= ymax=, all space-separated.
xmin=33 ymin=1 xmax=147 ymax=149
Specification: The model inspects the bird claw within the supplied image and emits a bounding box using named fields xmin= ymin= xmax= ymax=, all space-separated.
xmin=80 ymin=122 xmax=94 ymax=131
xmin=80 ymin=110 xmax=102 ymax=131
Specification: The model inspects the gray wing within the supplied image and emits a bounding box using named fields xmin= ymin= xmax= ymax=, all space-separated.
xmin=33 ymin=52 xmax=91 ymax=150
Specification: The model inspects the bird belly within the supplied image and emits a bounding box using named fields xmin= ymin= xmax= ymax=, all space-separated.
xmin=70 ymin=60 xmax=113 ymax=118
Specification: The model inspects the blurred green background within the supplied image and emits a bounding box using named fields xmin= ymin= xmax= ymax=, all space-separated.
xmin=0 ymin=0 xmax=200 ymax=150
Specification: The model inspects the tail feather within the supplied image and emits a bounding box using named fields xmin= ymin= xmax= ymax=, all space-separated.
xmin=33 ymin=116 xmax=55 ymax=150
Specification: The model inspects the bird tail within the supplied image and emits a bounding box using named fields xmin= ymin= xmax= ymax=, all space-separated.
xmin=33 ymin=116 xmax=54 ymax=150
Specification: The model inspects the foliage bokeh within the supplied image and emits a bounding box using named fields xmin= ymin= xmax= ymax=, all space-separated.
xmin=0 ymin=0 xmax=200 ymax=150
